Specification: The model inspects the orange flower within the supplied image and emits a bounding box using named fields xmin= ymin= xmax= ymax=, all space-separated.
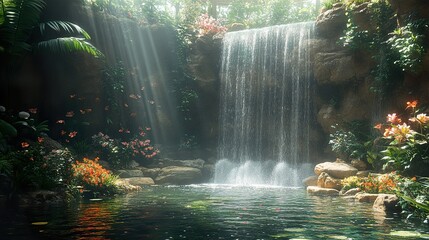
xmin=411 ymin=176 xmax=417 ymax=181
xmin=37 ymin=137 xmax=44 ymax=143
xmin=406 ymin=100 xmax=418 ymax=109
xmin=374 ymin=123 xmax=382 ymax=130
xmin=21 ymin=142 xmax=30 ymax=148
xmin=383 ymin=128 xmax=391 ymax=137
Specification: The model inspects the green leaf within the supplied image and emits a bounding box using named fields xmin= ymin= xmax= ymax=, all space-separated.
xmin=0 ymin=119 xmax=17 ymax=137
xmin=34 ymin=37 xmax=103 ymax=57
xmin=39 ymin=21 xmax=91 ymax=39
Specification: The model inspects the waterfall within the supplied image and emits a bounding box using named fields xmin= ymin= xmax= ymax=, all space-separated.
xmin=214 ymin=22 xmax=314 ymax=186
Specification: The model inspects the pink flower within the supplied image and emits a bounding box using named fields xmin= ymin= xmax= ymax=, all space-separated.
xmin=387 ymin=113 xmax=401 ymax=124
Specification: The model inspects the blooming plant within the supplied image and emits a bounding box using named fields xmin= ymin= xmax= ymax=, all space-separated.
xmin=92 ymin=128 xmax=159 ymax=169
xmin=342 ymin=173 xmax=400 ymax=194
xmin=375 ymin=100 xmax=429 ymax=176
xmin=195 ymin=14 xmax=227 ymax=38
xmin=72 ymin=157 xmax=117 ymax=193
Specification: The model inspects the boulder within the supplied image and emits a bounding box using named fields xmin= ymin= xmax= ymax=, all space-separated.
xmin=314 ymin=52 xmax=355 ymax=85
xmin=351 ymin=159 xmax=368 ymax=171
xmin=155 ymin=166 xmax=202 ymax=185
xmin=114 ymin=179 xmax=142 ymax=192
xmin=315 ymin=5 xmax=347 ymax=38
xmin=139 ymin=167 xmax=161 ymax=179
xmin=340 ymin=188 xmax=361 ymax=196
xmin=317 ymin=105 xmax=340 ymax=133
xmin=152 ymin=159 xmax=205 ymax=169
xmin=314 ymin=162 xmax=358 ymax=179
xmin=303 ymin=175 xmax=318 ymax=187
xmin=355 ymin=193 xmax=380 ymax=203
xmin=125 ymin=177 xmax=155 ymax=186
xmin=307 ymin=186 xmax=339 ymax=196
xmin=356 ymin=171 xmax=371 ymax=177
xmin=317 ymin=172 xmax=342 ymax=190
xmin=373 ymin=194 xmax=400 ymax=214
xmin=116 ymin=169 xmax=144 ymax=178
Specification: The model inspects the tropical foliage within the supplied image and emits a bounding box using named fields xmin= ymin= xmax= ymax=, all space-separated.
xmin=0 ymin=0 xmax=102 ymax=59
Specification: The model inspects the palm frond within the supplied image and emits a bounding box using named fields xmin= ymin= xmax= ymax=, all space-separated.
xmin=35 ymin=37 xmax=103 ymax=58
xmin=1 ymin=0 xmax=46 ymax=53
xmin=39 ymin=21 xmax=91 ymax=39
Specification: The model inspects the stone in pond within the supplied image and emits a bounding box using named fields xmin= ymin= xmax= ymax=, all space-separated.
xmin=155 ymin=166 xmax=202 ymax=185
xmin=307 ymin=186 xmax=339 ymax=196
xmin=314 ymin=162 xmax=358 ymax=179
xmin=302 ymin=175 xmax=318 ymax=187
xmin=355 ymin=193 xmax=379 ymax=203
xmin=373 ymin=194 xmax=400 ymax=214
xmin=127 ymin=177 xmax=155 ymax=186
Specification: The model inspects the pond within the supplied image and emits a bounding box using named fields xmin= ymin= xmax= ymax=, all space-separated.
xmin=1 ymin=185 xmax=428 ymax=239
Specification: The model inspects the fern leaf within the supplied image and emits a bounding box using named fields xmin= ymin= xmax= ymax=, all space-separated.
xmin=39 ymin=21 xmax=91 ymax=39
xmin=35 ymin=37 xmax=103 ymax=57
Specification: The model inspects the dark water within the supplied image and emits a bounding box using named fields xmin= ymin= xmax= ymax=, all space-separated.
xmin=1 ymin=185 xmax=428 ymax=240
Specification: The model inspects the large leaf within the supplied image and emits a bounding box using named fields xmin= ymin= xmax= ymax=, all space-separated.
xmin=1 ymin=0 xmax=46 ymax=53
xmin=0 ymin=119 xmax=17 ymax=137
xmin=35 ymin=37 xmax=103 ymax=57
xmin=39 ymin=21 xmax=91 ymax=39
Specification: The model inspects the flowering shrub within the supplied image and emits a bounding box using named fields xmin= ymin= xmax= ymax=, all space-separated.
xmin=195 ymin=14 xmax=227 ymax=38
xmin=342 ymin=173 xmax=399 ymax=194
xmin=92 ymin=128 xmax=159 ymax=169
xmin=375 ymin=100 xmax=429 ymax=176
xmin=359 ymin=173 xmax=399 ymax=194
xmin=72 ymin=157 xmax=117 ymax=193
xmin=341 ymin=176 xmax=362 ymax=191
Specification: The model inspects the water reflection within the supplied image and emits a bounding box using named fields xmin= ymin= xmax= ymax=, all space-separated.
xmin=71 ymin=201 xmax=119 ymax=239
xmin=0 ymin=186 xmax=427 ymax=239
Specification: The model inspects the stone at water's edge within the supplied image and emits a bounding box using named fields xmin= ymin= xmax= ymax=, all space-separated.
xmin=373 ymin=194 xmax=400 ymax=214
xmin=125 ymin=177 xmax=155 ymax=186
xmin=151 ymin=159 xmax=205 ymax=169
xmin=139 ymin=167 xmax=161 ymax=179
xmin=117 ymin=170 xmax=144 ymax=178
xmin=314 ymin=162 xmax=358 ymax=179
xmin=355 ymin=193 xmax=380 ymax=203
xmin=303 ymin=176 xmax=318 ymax=187
xmin=114 ymin=179 xmax=142 ymax=192
xmin=307 ymin=186 xmax=339 ymax=196
xmin=317 ymin=172 xmax=342 ymax=190
xmin=155 ymin=166 xmax=202 ymax=185
xmin=340 ymin=188 xmax=361 ymax=196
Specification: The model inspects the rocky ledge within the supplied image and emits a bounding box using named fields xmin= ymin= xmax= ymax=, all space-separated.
xmin=116 ymin=158 xmax=214 ymax=186
xmin=305 ymin=159 xmax=400 ymax=216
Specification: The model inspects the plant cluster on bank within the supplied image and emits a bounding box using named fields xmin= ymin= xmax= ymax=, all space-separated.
xmin=0 ymin=106 xmax=156 ymax=200
xmin=331 ymin=100 xmax=429 ymax=221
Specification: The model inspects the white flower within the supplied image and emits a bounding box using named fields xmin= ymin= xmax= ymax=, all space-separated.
xmin=0 ymin=106 xmax=5 ymax=112
xmin=18 ymin=111 xmax=30 ymax=119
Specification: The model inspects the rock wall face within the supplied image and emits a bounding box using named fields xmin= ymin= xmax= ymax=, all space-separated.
xmin=187 ymin=1 xmax=429 ymax=161
xmin=1 ymin=0 xmax=182 ymax=144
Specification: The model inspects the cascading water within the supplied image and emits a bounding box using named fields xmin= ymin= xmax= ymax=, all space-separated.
xmin=214 ymin=22 xmax=314 ymax=186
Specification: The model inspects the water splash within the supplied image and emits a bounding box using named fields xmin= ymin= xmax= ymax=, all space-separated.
xmin=215 ymin=22 xmax=314 ymax=186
